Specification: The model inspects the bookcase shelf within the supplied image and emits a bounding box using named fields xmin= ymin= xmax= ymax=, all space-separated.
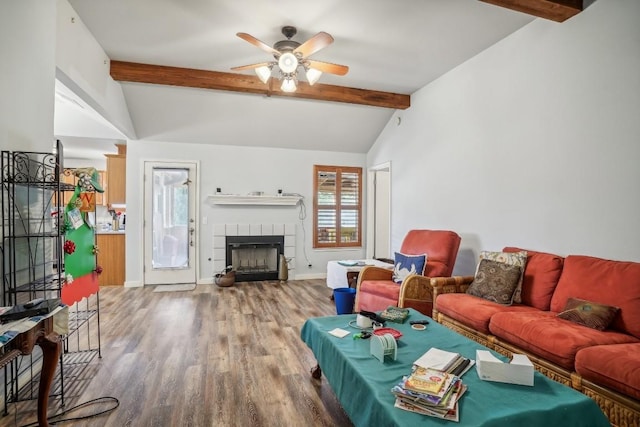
xmin=1 ymin=147 xmax=101 ymax=414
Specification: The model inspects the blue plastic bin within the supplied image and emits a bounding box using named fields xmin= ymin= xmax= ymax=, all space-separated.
xmin=334 ymin=287 xmax=356 ymax=315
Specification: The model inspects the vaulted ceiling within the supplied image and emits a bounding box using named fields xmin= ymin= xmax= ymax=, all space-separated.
xmin=58 ymin=0 xmax=558 ymax=157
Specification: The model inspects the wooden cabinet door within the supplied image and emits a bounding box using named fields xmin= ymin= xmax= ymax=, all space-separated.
xmin=96 ymin=234 xmax=125 ymax=285
xmin=106 ymin=155 xmax=126 ymax=204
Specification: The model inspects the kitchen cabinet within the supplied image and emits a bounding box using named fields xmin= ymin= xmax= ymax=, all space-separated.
xmin=105 ymin=144 xmax=126 ymax=205
xmin=96 ymin=232 xmax=125 ymax=285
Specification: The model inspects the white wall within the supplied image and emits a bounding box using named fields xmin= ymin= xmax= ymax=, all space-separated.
xmin=63 ymin=157 xmax=106 ymax=170
xmin=368 ymin=0 xmax=640 ymax=275
xmin=125 ymin=140 xmax=367 ymax=285
xmin=55 ymin=0 xmax=136 ymax=139
xmin=1 ymin=1 xmax=56 ymax=152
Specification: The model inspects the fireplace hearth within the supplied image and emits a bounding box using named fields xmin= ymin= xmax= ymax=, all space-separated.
xmin=226 ymin=235 xmax=284 ymax=281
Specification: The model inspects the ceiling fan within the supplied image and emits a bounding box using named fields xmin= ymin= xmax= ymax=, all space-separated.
xmin=231 ymin=26 xmax=349 ymax=92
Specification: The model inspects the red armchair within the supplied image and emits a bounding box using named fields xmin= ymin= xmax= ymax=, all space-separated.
xmin=354 ymin=230 xmax=461 ymax=316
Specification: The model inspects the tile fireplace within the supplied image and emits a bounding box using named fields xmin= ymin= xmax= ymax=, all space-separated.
xmin=213 ymin=223 xmax=296 ymax=281
xmin=226 ymin=235 xmax=284 ymax=281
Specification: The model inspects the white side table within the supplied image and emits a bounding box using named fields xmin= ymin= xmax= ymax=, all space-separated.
xmin=326 ymin=259 xmax=394 ymax=291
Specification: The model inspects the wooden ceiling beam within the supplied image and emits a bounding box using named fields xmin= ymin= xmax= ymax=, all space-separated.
xmin=479 ymin=0 xmax=583 ymax=22
xmin=110 ymin=61 xmax=410 ymax=110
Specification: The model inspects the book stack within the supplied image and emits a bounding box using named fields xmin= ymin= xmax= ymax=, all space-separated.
xmin=391 ymin=348 xmax=474 ymax=421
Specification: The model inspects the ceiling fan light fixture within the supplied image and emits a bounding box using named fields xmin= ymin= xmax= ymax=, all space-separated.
xmin=255 ymin=65 xmax=272 ymax=84
xmin=305 ymin=68 xmax=322 ymax=86
xmin=278 ymin=52 xmax=298 ymax=74
xmin=281 ymin=76 xmax=297 ymax=93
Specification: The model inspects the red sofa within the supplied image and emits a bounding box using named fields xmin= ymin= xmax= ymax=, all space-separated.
xmin=433 ymin=247 xmax=640 ymax=427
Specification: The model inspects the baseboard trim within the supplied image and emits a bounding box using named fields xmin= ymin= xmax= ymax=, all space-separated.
xmin=124 ymin=280 xmax=143 ymax=288
xmin=293 ymin=273 xmax=326 ymax=280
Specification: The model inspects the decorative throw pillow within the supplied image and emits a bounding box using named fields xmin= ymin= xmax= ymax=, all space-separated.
xmin=477 ymin=250 xmax=527 ymax=304
xmin=467 ymin=259 xmax=523 ymax=305
xmin=392 ymin=252 xmax=427 ymax=284
xmin=557 ymin=298 xmax=620 ymax=331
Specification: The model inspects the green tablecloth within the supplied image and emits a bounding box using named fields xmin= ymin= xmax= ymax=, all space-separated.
xmin=300 ymin=309 xmax=610 ymax=427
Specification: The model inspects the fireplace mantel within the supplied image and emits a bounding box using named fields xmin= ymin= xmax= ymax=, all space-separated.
xmin=208 ymin=195 xmax=301 ymax=206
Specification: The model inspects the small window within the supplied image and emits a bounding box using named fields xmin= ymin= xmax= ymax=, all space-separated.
xmin=313 ymin=165 xmax=362 ymax=248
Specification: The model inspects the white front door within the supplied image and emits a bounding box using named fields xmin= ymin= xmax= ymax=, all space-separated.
xmin=143 ymin=161 xmax=198 ymax=285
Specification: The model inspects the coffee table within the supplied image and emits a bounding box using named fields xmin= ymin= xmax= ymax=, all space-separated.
xmin=300 ymin=309 xmax=609 ymax=427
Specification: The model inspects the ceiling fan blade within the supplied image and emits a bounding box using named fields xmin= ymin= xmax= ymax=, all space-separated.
xmin=236 ymin=32 xmax=280 ymax=55
xmin=306 ymin=60 xmax=349 ymax=76
xmin=231 ymin=62 xmax=272 ymax=72
xmin=294 ymin=32 xmax=334 ymax=58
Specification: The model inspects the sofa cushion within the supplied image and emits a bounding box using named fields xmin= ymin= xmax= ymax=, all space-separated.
xmin=550 ymin=255 xmax=640 ymax=339
xmin=575 ymin=343 xmax=640 ymax=401
xmin=557 ymin=297 xmax=620 ymax=331
xmin=466 ymin=259 xmax=522 ymax=305
xmin=436 ymin=293 xmax=540 ymax=335
xmin=477 ymin=250 xmax=527 ymax=303
xmin=392 ymin=252 xmax=426 ymax=284
xmin=489 ymin=311 xmax=638 ymax=370
xmin=503 ymin=247 xmax=564 ymax=311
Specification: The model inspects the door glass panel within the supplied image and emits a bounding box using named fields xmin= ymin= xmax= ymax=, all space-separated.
xmin=151 ymin=168 xmax=189 ymax=269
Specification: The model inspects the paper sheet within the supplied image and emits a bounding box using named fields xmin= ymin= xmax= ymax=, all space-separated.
xmin=328 ymin=328 xmax=350 ymax=338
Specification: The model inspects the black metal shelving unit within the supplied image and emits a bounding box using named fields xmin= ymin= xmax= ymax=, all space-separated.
xmin=0 ymin=148 xmax=102 ymax=415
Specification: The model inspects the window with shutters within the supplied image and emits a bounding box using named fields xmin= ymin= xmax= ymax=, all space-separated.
xmin=313 ymin=165 xmax=362 ymax=248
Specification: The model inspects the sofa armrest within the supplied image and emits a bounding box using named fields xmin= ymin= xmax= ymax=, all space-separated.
xmin=431 ymin=275 xmax=474 ymax=294
xmin=399 ymin=274 xmax=433 ymax=305
xmin=358 ymin=265 xmax=394 ymax=282
xmin=431 ymin=275 xmax=474 ymax=319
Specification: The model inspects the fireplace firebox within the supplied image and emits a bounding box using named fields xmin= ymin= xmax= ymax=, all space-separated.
xmin=226 ymin=235 xmax=284 ymax=281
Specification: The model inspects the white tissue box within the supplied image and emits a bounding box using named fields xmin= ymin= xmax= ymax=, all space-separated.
xmin=475 ymin=350 xmax=534 ymax=386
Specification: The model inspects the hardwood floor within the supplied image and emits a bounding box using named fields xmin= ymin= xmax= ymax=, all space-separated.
xmin=5 ymin=280 xmax=354 ymax=427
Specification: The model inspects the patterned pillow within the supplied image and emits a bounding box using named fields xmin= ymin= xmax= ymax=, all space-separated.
xmin=392 ymin=252 xmax=427 ymax=284
xmin=557 ymin=297 xmax=620 ymax=331
xmin=467 ymin=259 xmax=523 ymax=305
xmin=477 ymin=250 xmax=527 ymax=303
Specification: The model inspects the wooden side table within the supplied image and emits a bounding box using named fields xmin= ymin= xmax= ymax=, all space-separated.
xmin=346 ymin=271 xmax=360 ymax=288
xmin=0 ymin=306 xmax=68 ymax=427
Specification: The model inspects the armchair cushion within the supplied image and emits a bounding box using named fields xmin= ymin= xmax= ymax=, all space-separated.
xmin=392 ymin=252 xmax=427 ymax=284
xmin=401 ymin=230 xmax=460 ymax=277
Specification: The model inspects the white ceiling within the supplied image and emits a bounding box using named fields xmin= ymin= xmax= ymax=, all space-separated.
xmin=57 ymin=0 xmax=535 ymax=157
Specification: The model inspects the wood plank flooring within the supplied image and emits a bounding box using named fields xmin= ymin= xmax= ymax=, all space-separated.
xmin=4 ymin=280 xmax=354 ymax=427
